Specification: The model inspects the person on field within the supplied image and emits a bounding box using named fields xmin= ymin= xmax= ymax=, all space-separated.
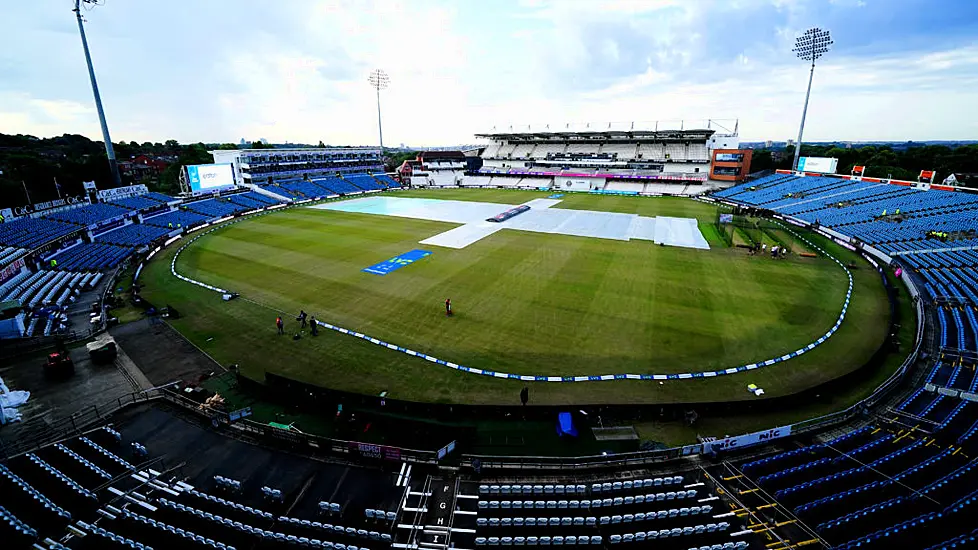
xmin=276 ymin=316 xmax=284 ymax=335
xmin=445 ymin=298 xmax=452 ymax=316
xmin=298 ymin=310 xmax=307 ymax=328
xmin=310 ymin=315 xmax=318 ymax=336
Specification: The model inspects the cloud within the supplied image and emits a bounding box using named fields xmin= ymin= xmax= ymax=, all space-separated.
xmin=0 ymin=93 xmax=98 ymax=137
xmin=0 ymin=0 xmax=976 ymax=145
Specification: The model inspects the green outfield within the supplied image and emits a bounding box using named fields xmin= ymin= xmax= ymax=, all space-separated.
xmin=139 ymin=189 xmax=893 ymax=405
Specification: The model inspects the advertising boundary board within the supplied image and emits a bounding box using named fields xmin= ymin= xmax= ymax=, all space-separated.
xmin=704 ymin=425 xmax=792 ymax=453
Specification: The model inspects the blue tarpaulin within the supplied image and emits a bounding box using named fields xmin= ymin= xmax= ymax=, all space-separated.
xmin=362 ymin=249 xmax=432 ymax=275
xmin=557 ymin=412 xmax=578 ymax=437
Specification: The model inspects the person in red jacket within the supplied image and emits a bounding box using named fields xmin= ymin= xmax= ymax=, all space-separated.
xmin=276 ymin=316 xmax=284 ymax=335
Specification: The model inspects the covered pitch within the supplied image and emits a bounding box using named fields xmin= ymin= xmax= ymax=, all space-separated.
xmin=311 ymin=196 xmax=710 ymax=250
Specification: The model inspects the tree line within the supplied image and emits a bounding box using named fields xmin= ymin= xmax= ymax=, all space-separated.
xmin=4 ymin=131 xmax=975 ymax=209
xmin=750 ymin=143 xmax=978 ymax=185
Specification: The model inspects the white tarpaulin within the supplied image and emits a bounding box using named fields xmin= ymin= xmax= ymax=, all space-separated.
xmin=312 ymin=196 xmax=709 ymax=250
xmin=0 ymin=375 xmax=30 ymax=424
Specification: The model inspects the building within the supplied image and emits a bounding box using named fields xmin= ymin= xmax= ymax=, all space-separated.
xmin=210 ymin=148 xmax=384 ymax=186
xmin=709 ymin=149 xmax=753 ymax=183
xmin=475 ymin=124 xmax=738 ymax=177
xmin=398 ymin=150 xmax=482 ymax=185
xmin=448 ymin=121 xmax=741 ymax=194
xmin=118 ymin=155 xmax=169 ymax=182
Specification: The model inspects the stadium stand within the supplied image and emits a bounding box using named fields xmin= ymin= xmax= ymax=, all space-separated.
xmin=374 ymin=175 xmax=400 ymax=188
xmin=47 ymin=243 xmax=130 ymax=271
xmin=143 ymin=210 xmax=210 ymax=229
xmin=95 ymin=224 xmax=170 ymax=248
xmin=226 ymin=191 xmax=284 ymax=210
xmin=345 ymin=174 xmax=384 ymax=191
xmin=0 ymin=217 xmax=79 ymax=250
xmin=142 ymin=192 xmax=178 ymax=203
xmin=0 ymin=245 xmax=26 ymax=266
xmin=45 ymin=203 xmax=131 ymax=227
xmin=184 ymin=199 xmax=251 ymax=218
xmin=715 ymin=172 xmax=978 ymax=549
xmin=108 ymin=195 xmax=167 ymax=212
xmin=314 ymin=177 xmax=362 ymax=195
xmin=276 ymin=180 xmax=334 ymax=199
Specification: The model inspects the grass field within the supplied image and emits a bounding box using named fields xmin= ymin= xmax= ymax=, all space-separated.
xmin=139 ymin=189 xmax=892 ymax=406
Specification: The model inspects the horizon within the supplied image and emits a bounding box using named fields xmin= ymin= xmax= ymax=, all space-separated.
xmin=2 ymin=1 xmax=977 ymax=146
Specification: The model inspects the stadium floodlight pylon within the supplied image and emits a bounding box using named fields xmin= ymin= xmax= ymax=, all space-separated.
xmin=73 ymin=0 xmax=121 ymax=188
xmin=791 ymin=27 xmax=833 ymax=173
xmin=368 ymin=69 xmax=390 ymax=155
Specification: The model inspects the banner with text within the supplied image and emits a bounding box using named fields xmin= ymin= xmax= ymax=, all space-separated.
xmin=98 ymin=184 xmax=149 ymax=201
xmin=704 ymin=425 xmax=792 ymax=454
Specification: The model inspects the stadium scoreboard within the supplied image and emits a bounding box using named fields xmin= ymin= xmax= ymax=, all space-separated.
xmin=187 ymin=163 xmax=236 ymax=194
xmin=797 ymin=157 xmax=838 ymax=174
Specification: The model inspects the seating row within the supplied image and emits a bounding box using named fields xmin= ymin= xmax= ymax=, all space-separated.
xmin=96 ymin=224 xmax=170 ymax=247
xmin=478 ymin=490 xmax=699 ymax=511
xmin=0 ymin=217 xmax=78 ymax=249
xmin=46 ymin=203 xmax=130 ymax=226
xmin=479 ymin=477 xmax=684 ymax=496
xmin=476 ymin=504 xmax=714 ymax=527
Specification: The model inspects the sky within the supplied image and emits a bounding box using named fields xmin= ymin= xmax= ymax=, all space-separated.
xmin=1 ymin=0 xmax=977 ymax=146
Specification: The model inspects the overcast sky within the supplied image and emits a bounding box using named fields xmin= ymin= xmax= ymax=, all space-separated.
xmin=2 ymin=0 xmax=977 ymax=146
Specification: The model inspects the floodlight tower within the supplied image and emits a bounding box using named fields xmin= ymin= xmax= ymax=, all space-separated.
xmin=368 ymin=69 xmax=390 ymax=154
xmin=791 ymin=27 xmax=833 ymax=172
xmin=73 ymin=0 xmax=121 ymax=188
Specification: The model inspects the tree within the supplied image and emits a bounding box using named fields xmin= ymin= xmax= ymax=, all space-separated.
xmin=317 ymin=140 xmax=326 ymax=148
xmin=215 ymin=143 xmax=239 ymax=150
xmin=250 ymin=141 xmax=274 ymax=149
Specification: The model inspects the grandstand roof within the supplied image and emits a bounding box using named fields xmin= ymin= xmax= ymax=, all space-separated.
xmin=474 ymin=129 xmax=716 ymax=141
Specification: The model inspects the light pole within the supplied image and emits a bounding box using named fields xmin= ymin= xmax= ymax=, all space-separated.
xmin=73 ymin=0 xmax=122 ymax=188
xmin=367 ymin=69 xmax=389 ymax=154
xmin=791 ymin=27 xmax=832 ymax=172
